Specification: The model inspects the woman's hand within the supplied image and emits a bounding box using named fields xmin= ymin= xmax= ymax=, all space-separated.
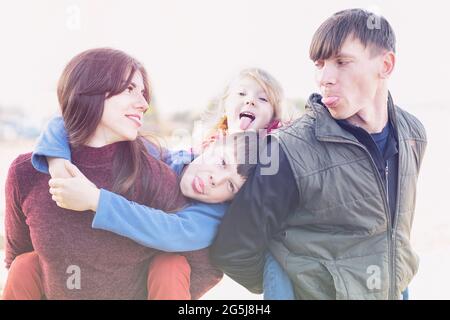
xmin=48 ymin=161 xmax=100 ymax=212
xmin=47 ymin=157 xmax=73 ymax=178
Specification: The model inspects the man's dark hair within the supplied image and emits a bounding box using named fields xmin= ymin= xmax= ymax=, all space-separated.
xmin=310 ymin=8 xmax=396 ymax=61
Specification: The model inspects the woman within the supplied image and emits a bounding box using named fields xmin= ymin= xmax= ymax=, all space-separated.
xmin=3 ymin=48 xmax=224 ymax=299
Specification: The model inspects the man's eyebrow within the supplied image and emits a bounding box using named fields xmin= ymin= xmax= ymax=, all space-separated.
xmin=334 ymin=52 xmax=356 ymax=59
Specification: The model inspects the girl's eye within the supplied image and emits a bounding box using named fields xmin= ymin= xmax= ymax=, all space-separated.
xmin=127 ymin=86 xmax=134 ymax=93
xmin=229 ymin=181 xmax=235 ymax=193
xmin=238 ymin=92 xmax=246 ymax=96
xmin=221 ymin=159 xmax=226 ymax=167
xmin=259 ymin=97 xmax=268 ymax=102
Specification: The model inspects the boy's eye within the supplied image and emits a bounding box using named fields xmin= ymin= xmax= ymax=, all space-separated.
xmin=314 ymin=60 xmax=324 ymax=68
xmin=229 ymin=181 xmax=235 ymax=193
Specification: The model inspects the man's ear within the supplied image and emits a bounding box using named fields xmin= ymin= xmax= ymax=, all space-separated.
xmin=380 ymin=51 xmax=396 ymax=79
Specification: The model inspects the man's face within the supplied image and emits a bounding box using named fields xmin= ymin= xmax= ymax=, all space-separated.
xmin=314 ymin=36 xmax=385 ymax=120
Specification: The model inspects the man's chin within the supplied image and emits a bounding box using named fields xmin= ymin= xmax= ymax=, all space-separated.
xmin=327 ymin=109 xmax=342 ymax=120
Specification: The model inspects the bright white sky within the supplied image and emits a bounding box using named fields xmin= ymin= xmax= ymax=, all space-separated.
xmin=1 ymin=0 xmax=449 ymax=123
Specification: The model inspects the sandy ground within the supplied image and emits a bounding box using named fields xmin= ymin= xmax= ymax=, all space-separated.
xmin=1 ymin=104 xmax=449 ymax=299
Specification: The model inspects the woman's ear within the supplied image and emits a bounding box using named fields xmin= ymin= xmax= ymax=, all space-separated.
xmin=380 ymin=51 xmax=396 ymax=79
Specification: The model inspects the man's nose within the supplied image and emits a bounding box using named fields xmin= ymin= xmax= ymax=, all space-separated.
xmin=317 ymin=63 xmax=337 ymax=87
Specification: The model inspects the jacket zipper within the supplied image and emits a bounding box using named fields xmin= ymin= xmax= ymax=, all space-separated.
xmin=321 ymin=137 xmax=395 ymax=299
xmin=385 ymin=162 xmax=397 ymax=299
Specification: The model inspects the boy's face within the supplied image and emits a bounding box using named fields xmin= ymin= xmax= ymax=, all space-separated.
xmin=179 ymin=143 xmax=246 ymax=203
xmin=314 ymin=36 xmax=387 ymax=120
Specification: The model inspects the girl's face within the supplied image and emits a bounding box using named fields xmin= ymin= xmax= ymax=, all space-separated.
xmin=179 ymin=143 xmax=246 ymax=203
xmin=89 ymin=71 xmax=149 ymax=146
xmin=224 ymin=76 xmax=275 ymax=133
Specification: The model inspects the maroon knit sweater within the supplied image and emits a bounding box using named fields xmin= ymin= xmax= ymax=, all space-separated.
xmin=4 ymin=142 xmax=222 ymax=299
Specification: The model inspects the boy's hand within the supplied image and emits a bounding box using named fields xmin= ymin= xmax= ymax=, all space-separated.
xmin=48 ymin=161 xmax=100 ymax=212
xmin=47 ymin=157 xmax=72 ymax=179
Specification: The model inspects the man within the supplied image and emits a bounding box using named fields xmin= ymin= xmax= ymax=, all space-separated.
xmin=210 ymin=8 xmax=427 ymax=300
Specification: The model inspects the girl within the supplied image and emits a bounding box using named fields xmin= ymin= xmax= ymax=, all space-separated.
xmin=4 ymin=68 xmax=295 ymax=299
xmin=2 ymin=48 xmax=232 ymax=299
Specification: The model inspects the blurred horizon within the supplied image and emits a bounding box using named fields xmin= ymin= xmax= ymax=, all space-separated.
xmin=1 ymin=0 xmax=449 ymax=124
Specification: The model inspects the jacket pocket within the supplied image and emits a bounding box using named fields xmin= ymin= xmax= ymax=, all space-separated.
xmin=287 ymin=253 xmax=390 ymax=300
xmin=395 ymin=242 xmax=420 ymax=293
xmin=286 ymin=255 xmax=337 ymax=299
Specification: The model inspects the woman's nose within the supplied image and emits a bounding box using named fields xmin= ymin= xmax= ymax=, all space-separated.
xmin=135 ymin=95 xmax=149 ymax=112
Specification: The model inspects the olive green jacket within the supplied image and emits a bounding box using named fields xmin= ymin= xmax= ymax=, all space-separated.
xmin=269 ymin=93 xmax=427 ymax=299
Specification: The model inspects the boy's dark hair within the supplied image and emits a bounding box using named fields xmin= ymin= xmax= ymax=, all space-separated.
xmin=309 ymin=8 xmax=396 ymax=61
xmin=215 ymin=131 xmax=260 ymax=180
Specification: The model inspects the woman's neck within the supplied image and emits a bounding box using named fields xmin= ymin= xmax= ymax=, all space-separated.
xmin=86 ymin=126 xmax=121 ymax=147
xmin=71 ymin=141 xmax=126 ymax=167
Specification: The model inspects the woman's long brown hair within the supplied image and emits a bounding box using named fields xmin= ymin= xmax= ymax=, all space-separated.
xmin=57 ymin=48 xmax=160 ymax=203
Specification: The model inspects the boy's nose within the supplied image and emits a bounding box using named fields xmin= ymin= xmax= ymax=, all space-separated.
xmin=210 ymin=172 xmax=227 ymax=187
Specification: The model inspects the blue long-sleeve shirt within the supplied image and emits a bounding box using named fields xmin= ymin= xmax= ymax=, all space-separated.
xmin=31 ymin=116 xmax=228 ymax=252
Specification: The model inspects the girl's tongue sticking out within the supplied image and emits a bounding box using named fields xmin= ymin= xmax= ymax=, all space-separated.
xmin=239 ymin=112 xmax=255 ymax=130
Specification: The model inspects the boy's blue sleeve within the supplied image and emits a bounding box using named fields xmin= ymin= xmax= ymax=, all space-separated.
xmin=162 ymin=149 xmax=194 ymax=176
xmin=31 ymin=116 xmax=71 ymax=174
xmin=142 ymin=141 xmax=193 ymax=176
xmin=92 ymin=189 xmax=228 ymax=251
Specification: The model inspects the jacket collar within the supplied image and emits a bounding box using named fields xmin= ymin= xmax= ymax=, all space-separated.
xmin=307 ymin=92 xmax=398 ymax=142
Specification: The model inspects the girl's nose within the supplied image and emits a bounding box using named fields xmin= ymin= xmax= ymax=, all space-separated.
xmin=245 ymin=99 xmax=255 ymax=106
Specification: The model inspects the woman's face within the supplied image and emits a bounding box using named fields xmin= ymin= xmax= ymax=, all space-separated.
xmin=89 ymin=71 xmax=149 ymax=146
xmin=224 ymin=76 xmax=275 ymax=133
xmin=179 ymin=143 xmax=246 ymax=203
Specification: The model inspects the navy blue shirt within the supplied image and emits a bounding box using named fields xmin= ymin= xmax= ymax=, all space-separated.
xmin=337 ymin=119 xmax=399 ymax=225
xmin=372 ymin=123 xmax=390 ymax=155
